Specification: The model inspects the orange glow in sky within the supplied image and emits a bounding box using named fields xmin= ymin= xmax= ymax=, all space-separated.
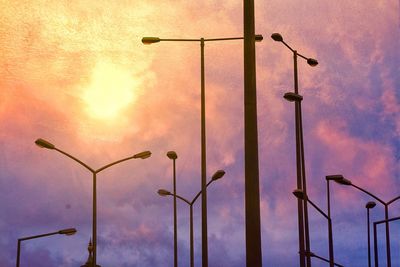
xmin=1 ymin=1 xmax=399 ymax=266
xmin=82 ymin=60 xmax=140 ymax=120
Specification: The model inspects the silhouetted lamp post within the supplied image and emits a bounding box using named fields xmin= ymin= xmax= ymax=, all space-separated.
xmin=16 ymin=228 xmax=77 ymax=267
xmin=366 ymin=201 xmax=376 ymax=267
xmin=142 ymin=34 xmax=261 ymax=267
xmin=158 ymin=170 xmax=225 ymax=267
xmin=272 ymin=32 xmax=318 ymax=267
xmin=293 ymin=189 xmax=334 ymax=267
xmin=35 ymin=138 xmax=151 ymax=267
xmin=167 ymin=151 xmax=179 ymax=267
xmin=328 ymin=174 xmax=400 ymax=267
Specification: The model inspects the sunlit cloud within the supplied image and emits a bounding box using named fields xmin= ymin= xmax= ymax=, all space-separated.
xmin=0 ymin=0 xmax=399 ymax=266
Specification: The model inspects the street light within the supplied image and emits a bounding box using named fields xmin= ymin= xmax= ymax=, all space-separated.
xmin=157 ymin=169 xmax=225 ymax=267
xmin=167 ymin=151 xmax=178 ymax=267
xmin=142 ymin=34 xmax=262 ymax=267
xmin=16 ymin=228 xmax=77 ymax=267
xmin=273 ymin=32 xmax=318 ymax=267
xmin=35 ymin=138 xmax=151 ymax=267
xmin=328 ymin=174 xmax=400 ymax=267
xmin=293 ymin=189 xmax=334 ymax=267
xmin=366 ymin=201 xmax=376 ymax=267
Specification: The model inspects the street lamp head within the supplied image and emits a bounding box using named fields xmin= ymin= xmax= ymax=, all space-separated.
xmin=142 ymin=37 xmax=161 ymax=44
xmin=157 ymin=189 xmax=171 ymax=196
xmin=336 ymin=177 xmax=352 ymax=185
xmin=133 ymin=150 xmax=151 ymax=159
xmin=307 ymin=58 xmax=318 ymax=67
xmin=326 ymin=174 xmax=352 ymax=185
xmin=255 ymin=34 xmax=264 ymax=42
xmin=326 ymin=174 xmax=344 ymax=181
xmin=166 ymin=151 xmax=178 ymax=160
xmin=283 ymin=92 xmax=303 ymax=102
xmin=211 ymin=170 xmax=226 ymax=181
xmin=58 ymin=228 xmax=77 ymax=236
xmin=271 ymin=33 xmax=283 ymax=42
xmin=292 ymin=189 xmax=306 ymax=200
xmin=366 ymin=201 xmax=376 ymax=209
xmin=35 ymin=138 xmax=55 ymax=149
xmin=326 ymin=174 xmax=352 ymax=186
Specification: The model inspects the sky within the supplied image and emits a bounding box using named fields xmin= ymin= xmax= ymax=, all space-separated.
xmin=0 ymin=0 xmax=399 ymax=266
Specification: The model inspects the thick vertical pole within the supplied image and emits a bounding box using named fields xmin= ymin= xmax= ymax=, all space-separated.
xmin=190 ymin=204 xmax=194 ymax=267
xmin=367 ymin=209 xmax=371 ymax=267
xmin=200 ymin=38 xmax=208 ymax=267
xmin=93 ymin=172 xmax=97 ymax=267
xmin=293 ymin=51 xmax=306 ymax=267
xmin=244 ymin=1 xmax=262 ymax=267
xmin=173 ymin=158 xmax=178 ymax=267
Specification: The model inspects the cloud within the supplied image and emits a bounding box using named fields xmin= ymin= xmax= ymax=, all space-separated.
xmin=0 ymin=0 xmax=399 ymax=266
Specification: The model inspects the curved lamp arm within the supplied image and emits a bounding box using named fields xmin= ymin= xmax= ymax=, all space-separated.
xmin=96 ymin=151 xmax=151 ymax=173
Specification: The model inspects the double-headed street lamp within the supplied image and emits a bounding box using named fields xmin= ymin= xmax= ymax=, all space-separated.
xmin=158 ymin=170 xmax=225 ymax=267
xmin=142 ymin=34 xmax=262 ymax=267
xmin=35 ymin=138 xmax=151 ymax=267
xmin=293 ymin=189 xmax=334 ymax=267
xmin=327 ymin=174 xmax=400 ymax=267
xmin=366 ymin=201 xmax=376 ymax=267
xmin=16 ymin=227 xmax=77 ymax=267
xmin=272 ymin=32 xmax=318 ymax=267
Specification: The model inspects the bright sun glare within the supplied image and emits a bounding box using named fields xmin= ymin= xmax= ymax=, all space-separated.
xmin=82 ymin=60 xmax=139 ymax=120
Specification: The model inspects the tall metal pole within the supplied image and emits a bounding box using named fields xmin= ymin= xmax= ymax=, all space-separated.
xmin=244 ymin=1 xmax=262 ymax=266
xmin=327 ymin=180 xmax=331 ymax=219
xmin=367 ymin=208 xmax=372 ymax=267
xmin=328 ymin=218 xmax=334 ymax=267
xmin=294 ymin=50 xmax=311 ymax=267
xmin=384 ymin=205 xmax=391 ymax=266
xmin=293 ymin=50 xmax=306 ymax=267
xmin=93 ymin=172 xmax=97 ymax=267
xmin=190 ymin=204 xmax=194 ymax=267
xmin=173 ymin=158 xmax=178 ymax=267
xmin=16 ymin=240 xmax=21 ymax=267
xmin=200 ymin=38 xmax=208 ymax=267
xmin=374 ymin=222 xmax=378 ymax=267
xmin=298 ymin=101 xmax=311 ymax=267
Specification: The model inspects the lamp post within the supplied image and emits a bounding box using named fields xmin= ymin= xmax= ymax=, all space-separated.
xmin=327 ymin=174 xmax=400 ymax=267
xmin=366 ymin=201 xmax=376 ymax=267
xmin=157 ymin=170 xmax=225 ymax=267
xmin=293 ymin=189 xmax=334 ymax=267
xmin=142 ymin=34 xmax=262 ymax=267
xmin=244 ymin=2 xmax=262 ymax=266
xmin=272 ymin=32 xmax=318 ymax=267
xmin=16 ymin=228 xmax=77 ymax=267
xmin=35 ymin=138 xmax=151 ymax=267
xmin=167 ymin=151 xmax=178 ymax=267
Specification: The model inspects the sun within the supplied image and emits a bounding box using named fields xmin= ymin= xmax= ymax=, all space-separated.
xmin=82 ymin=60 xmax=140 ymax=120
